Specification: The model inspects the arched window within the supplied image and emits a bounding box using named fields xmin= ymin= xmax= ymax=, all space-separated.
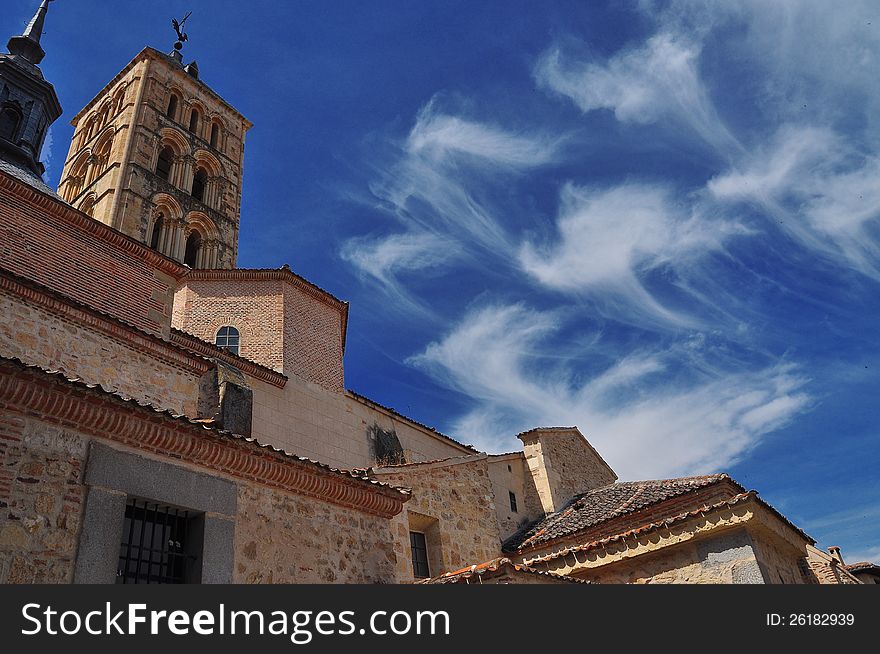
xmin=210 ymin=123 xmax=220 ymax=149
xmin=79 ymin=195 xmax=96 ymax=217
xmin=0 ymin=106 xmax=21 ymax=142
xmin=191 ymin=167 xmax=208 ymax=202
xmin=166 ymin=94 xmax=178 ymax=121
xmin=189 ymin=107 xmax=200 ymax=134
xmin=150 ymin=213 xmax=164 ymax=250
xmin=214 ymin=326 xmax=240 ymax=356
xmin=156 ymin=146 xmax=174 ymax=181
xmin=184 ymin=230 xmax=202 ymax=268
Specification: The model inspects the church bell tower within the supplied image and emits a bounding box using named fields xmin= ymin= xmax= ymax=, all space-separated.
xmin=56 ymin=18 xmax=252 ymax=269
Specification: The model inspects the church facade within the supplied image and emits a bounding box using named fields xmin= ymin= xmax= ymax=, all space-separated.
xmin=0 ymin=3 xmax=865 ymax=585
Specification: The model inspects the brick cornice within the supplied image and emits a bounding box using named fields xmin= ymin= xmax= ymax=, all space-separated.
xmin=0 ymin=267 xmax=212 ymax=376
xmin=170 ymin=328 xmax=287 ymax=388
xmin=0 ymin=171 xmax=188 ymax=278
xmin=0 ymin=358 xmax=410 ymax=518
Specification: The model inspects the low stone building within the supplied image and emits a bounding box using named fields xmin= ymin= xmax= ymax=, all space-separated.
xmin=0 ymin=3 xmax=874 ymax=585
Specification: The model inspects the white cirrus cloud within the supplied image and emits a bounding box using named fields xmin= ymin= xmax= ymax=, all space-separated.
xmin=535 ymin=33 xmax=739 ymax=153
xmin=518 ymin=182 xmax=745 ymax=325
xmin=410 ymin=302 xmax=811 ymax=479
xmin=709 ymin=125 xmax=880 ymax=277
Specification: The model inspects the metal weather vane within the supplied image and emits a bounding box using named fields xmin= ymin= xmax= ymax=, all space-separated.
xmin=171 ymin=11 xmax=192 ymax=51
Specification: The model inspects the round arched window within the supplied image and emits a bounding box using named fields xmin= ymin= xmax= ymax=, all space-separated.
xmin=215 ymin=326 xmax=240 ymax=356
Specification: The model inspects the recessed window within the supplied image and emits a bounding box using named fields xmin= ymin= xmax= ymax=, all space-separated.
xmin=410 ymin=531 xmax=430 ymax=579
xmin=192 ymin=167 xmax=208 ymax=202
xmin=509 ymin=491 xmax=518 ymax=513
xmin=166 ymin=94 xmax=178 ymax=121
xmin=116 ymin=498 xmax=199 ymax=584
xmin=210 ymin=123 xmax=220 ymax=149
xmin=189 ymin=107 xmax=200 ymax=134
xmin=0 ymin=106 xmax=22 ymax=142
xmin=215 ymin=326 xmax=240 ymax=356
xmin=156 ymin=146 xmax=174 ymax=181
xmin=150 ymin=213 xmax=164 ymax=250
xmin=184 ymin=230 xmax=202 ymax=268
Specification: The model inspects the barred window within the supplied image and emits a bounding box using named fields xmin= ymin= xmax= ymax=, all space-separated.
xmin=215 ymin=326 xmax=240 ymax=356
xmin=410 ymin=531 xmax=430 ymax=579
xmin=116 ymin=498 xmax=199 ymax=584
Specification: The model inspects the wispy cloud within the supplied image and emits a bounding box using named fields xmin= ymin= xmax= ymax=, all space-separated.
xmin=535 ymin=33 xmax=740 ymax=154
xmin=709 ymin=125 xmax=880 ymax=277
xmin=518 ymin=182 xmax=744 ymax=326
xmin=410 ymin=303 xmax=811 ymax=479
xmin=340 ymin=231 xmax=461 ymax=316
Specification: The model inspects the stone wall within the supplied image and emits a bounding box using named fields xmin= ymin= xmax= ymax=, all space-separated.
xmin=0 ymin=413 xmax=88 ymax=584
xmin=574 ymin=529 xmax=767 ymax=584
xmin=487 ymin=453 xmax=544 ymax=541
xmin=373 ymin=457 xmax=502 ymax=583
xmin=0 ymin=291 xmax=201 ymax=416
xmin=248 ymin=374 xmax=474 ymax=470
xmin=519 ymin=428 xmax=617 ymax=514
xmin=234 ymin=483 xmax=398 ymax=583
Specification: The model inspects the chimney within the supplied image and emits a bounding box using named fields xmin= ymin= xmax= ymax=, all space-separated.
xmin=828 ymin=546 xmax=845 ymax=565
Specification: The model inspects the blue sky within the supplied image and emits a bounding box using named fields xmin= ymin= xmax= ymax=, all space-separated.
xmin=5 ymin=1 xmax=878 ymax=564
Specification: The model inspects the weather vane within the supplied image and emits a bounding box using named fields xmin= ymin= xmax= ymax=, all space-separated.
xmin=171 ymin=11 xmax=192 ymax=52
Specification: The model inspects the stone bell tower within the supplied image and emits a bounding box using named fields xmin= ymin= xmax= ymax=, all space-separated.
xmin=56 ymin=19 xmax=252 ymax=269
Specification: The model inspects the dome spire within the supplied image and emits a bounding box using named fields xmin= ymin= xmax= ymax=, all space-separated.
xmin=7 ymin=0 xmax=55 ymax=65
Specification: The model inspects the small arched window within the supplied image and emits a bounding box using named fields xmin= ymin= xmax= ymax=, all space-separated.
xmin=191 ymin=167 xmax=208 ymax=202
xmin=184 ymin=230 xmax=202 ymax=268
xmin=150 ymin=213 xmax=164 ymax=250
xmin=210 ymin=123 xmax=220 ymax=149
xmin=156 ymin=146 xmax=174 ymax=181
xmin=0 ymin=106 xmax=21 ymax=142
xmin=79 ymin=195 xmax=96 ymax=218
xmin=215 ymin=326 xmax=240 ymax=356
xmin=166 ymin=94 xmax=178 ymax=121
xmin=189 ymin=107 xmax=200 ymax=134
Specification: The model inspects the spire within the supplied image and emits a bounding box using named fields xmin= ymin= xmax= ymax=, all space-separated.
xmin=7 ymin=0 xmax=54 ymax=65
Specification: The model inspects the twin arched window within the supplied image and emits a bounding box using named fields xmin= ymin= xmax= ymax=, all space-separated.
xmin=184 ymin=230 xmax=202 ymax=268
xmin=215 ymin=326 xmax=240 ymax=356
xmin=210 ymin=123 xmax=220 ymax=149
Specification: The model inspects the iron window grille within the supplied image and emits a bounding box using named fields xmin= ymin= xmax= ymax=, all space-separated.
xmin=410 ymin=531 xmax=430 ymax=579
xmin=116 ymin=498 xmax=198 ymax=584
xmin=215 ymin=326 xmax=240 ymax=356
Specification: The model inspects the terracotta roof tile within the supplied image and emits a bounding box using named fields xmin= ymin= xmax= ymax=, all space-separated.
xmin=504 ymin=474 xmax=735 ymax=551
xmin=417 ymin=557 xmax=592 ymax=584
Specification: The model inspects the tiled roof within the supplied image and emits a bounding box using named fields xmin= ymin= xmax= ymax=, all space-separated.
xmin=845 ymin=561 xmax=880 ymax=573
xmin=417 ymin=558 xmax=592 ymax=585
xmin=0 ymin=159 xmax=60 ymax=198
xmin=0 ymin=355 xmax=409 ymax=497
xmin=504 ymin=474 xmax=736 ymax=551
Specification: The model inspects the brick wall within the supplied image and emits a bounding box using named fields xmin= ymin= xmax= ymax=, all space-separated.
xmin=0 ymin=171 xmax=185 ymax=338
xmin=173 ymin=272 xmax=345 ymax=391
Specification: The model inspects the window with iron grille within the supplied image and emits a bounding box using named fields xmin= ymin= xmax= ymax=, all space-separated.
xmin=215 ymin=326 xmax=240 ymax=356
xmin=509 ymin=491 xmax=518 ymax=513
xmin=410 ymin=531 xmax=430 ymax=579
xmin=116 ymin=498 xmax=199 ymax=584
